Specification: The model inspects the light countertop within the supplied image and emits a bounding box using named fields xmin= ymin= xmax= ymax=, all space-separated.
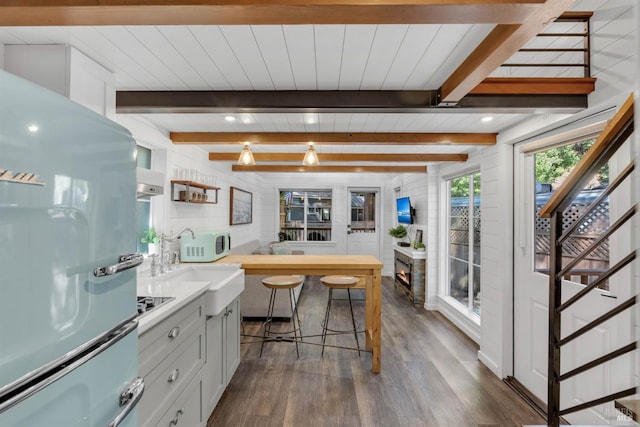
xmin=136 ymin=262 xmax=242 ymax=335
xmin=393 ymin=244 xmax=427 ymax=259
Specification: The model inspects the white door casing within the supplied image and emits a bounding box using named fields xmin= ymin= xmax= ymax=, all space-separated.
xmin=347 ymin=189 xmax=380 ymax=259
xmin=513 ymin=139 xmax=635 ymax=425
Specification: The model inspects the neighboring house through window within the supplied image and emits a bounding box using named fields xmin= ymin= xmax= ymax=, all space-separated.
xmin=279 ymin=190 xmax=332 ymax=241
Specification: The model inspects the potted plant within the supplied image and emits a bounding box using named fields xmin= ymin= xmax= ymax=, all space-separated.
xmin=388 ymin=225 xmax=409 ymax=246
xmin=415 ymin=241 xmax=425 ymax=251
xmin=141 ymin=227 xmax=161 ymax=254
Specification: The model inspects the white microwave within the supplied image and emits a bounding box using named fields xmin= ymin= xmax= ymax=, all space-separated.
xmin=180 ymin=231 xmax=231 ymax=262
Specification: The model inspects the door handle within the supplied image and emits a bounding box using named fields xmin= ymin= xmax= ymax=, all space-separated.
xmin=167 ymin=368 xmax=180 ymax=383
xmin=94 ymin=253 xmax=144 ymax=277
xmin=170 ymin=408 xmax=185 ymax=426
xmin=107 ymin=377 xmax=145 ymax=427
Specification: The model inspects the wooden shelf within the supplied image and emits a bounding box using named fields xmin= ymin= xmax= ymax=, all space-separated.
xmin=170 ymin=180 xmax=219 ymax=204
xmin=170 ymin=180 xmax=220 ymax=191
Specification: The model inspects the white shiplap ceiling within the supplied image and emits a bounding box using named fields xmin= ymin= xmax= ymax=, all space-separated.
xmin=0 ymin=0 xmax=623 ymax=162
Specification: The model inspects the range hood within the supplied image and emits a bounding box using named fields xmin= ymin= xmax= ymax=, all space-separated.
xmin=136 ymin=167 xmax=164 ymax=199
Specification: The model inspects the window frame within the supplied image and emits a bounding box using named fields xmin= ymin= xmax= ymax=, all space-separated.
xmin=444 ymin=170 xmax=482 ymax=319
xmin=135 ymin=144 xmax=153 ymax=254
xmin=278 ymin=189 xmax=333 ymax=242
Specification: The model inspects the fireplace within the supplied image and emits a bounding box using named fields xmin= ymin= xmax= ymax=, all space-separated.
xmin=395 ymin=255 xmax=412 ymax=289
xmin=394 ymin=248 xmax=425 ymax=305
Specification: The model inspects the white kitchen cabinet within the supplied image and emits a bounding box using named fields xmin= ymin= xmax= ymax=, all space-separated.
xmin=157 ymin=374 xmax=203 ymax=427
xmin=204 ymin=297 xmax=241 ymax=417
xmin=138 ymin=296 xmax=206 ymax=427
xmin=225 ymin=298 xmax=241 ymax=381
xmin=4 ymin=45 xmax=116 ymax=119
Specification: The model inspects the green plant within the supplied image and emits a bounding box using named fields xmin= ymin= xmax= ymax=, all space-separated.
xmin=415 ymin=241 xmax=425 ymax=250
xmin=141 ymin=227 xmax=161 ymax=244
xmin=388 ymin=225 xmax=408 ymax=239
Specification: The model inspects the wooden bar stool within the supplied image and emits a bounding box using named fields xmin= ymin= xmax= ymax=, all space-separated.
xmin=260 ymin=275 xmax=304 ymax=358
xmin=320 ymin=275 xmax=361 ymax=357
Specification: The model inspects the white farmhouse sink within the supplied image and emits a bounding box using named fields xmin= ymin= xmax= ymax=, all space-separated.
xmin=204 ymin=268 xmax=244 ymax=316
xmin=141 ymin=264 xmax=245 ymax=317
xmin=169 ymin=265 xmax=245 ymax=316
xmin=169 ymin=265 xmax=240 ymax=284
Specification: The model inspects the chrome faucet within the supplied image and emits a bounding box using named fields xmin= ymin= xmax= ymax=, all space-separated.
xmin=167 ymin=228 xmax=196 ymax=241
xmin=159 ymin=228 xmax=195 ymax=273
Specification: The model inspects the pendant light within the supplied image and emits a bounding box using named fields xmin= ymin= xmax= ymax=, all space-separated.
xmin=302 ymin=142 xmax=319 ymax=166
xmin=237 ymin=142 xmax=256 ymax=165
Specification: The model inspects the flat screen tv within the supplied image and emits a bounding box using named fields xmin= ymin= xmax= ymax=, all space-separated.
xmin=396 ymin=196 xmax=413 ymax=224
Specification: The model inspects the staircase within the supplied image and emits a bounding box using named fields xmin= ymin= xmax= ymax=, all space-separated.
xmin=533 ymin=93 xmax=637 ymax=426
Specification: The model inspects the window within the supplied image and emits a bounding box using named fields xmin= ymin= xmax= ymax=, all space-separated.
xmin=136 ymin=146 xmax=152 ymax=254
xmin=533 ymin=138 xmax=610 ymax=289
xmin=279 ymin=190 xmax=332 ymax=241
xmin=350 ymin=191 xmax=376 ymax=232
xmin=447 ymin=172 xmax=481 ymax=316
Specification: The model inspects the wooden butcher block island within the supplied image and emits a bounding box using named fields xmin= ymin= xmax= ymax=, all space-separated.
xmin=216 ymin=254 xmax=383 ymax=373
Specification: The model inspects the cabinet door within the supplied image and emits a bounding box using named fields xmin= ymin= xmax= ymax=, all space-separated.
xmin=224 ymin=298 xmax=241 ymax=382
xmin=204 ymin=313 xmax=225 ymax=417
xmin=157 ymin=376 xmax=202 ymax=427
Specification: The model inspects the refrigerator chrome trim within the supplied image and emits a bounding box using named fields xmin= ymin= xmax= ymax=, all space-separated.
xmin=0 ymin=315 xmax=138 ymax=414
xmin=94 ymin=253 xmax=144 ymax=277
xmin=108 ymin=376 xmax=145 ymax=427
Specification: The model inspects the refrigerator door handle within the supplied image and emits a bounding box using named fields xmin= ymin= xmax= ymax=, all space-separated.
xmin=94 ymin=253 xmax=144 ymax=277
xmin=107 ymin=376 xmax=145 ymax=427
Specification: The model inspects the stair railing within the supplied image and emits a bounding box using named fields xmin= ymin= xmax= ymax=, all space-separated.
xmin=539 ymin=93 xmax=636 ymax=427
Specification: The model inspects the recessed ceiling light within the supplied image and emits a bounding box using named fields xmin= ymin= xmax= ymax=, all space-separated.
xmin=481 ymin=116 xmax=494 ymax=123
xmin=28 ymin=124 xmax=39 ymax=133
xmin=225 ymin=116 xmax=236 ymax=122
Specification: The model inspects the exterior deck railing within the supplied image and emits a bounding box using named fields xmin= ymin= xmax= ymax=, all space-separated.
xmin=280 ymin=226 xmax=331 ymax=241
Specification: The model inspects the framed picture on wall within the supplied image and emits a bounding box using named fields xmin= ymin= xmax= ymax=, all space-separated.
xmin=230 ymin=186 xmax=252 ymax=225
xmin=415 ymin=229 xmax=423 ymax=246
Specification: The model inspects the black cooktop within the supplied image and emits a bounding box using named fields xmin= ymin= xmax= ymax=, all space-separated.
xmin=137 ymin=296 xmax=175 ymax=317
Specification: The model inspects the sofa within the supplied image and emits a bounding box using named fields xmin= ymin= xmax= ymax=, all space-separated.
xmin=231 ymin=240 xmax=305 ymax=319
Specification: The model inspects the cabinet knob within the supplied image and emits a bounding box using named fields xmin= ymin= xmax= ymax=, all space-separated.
xmin=170 ymin=408 xmax=184 ymax=425
xmin=168 ymin=326 xmax=180 ymax=339
xmin=167 ymin=368 xmax=180 ymax=383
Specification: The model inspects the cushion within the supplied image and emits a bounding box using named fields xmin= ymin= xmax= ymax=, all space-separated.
xmin=252 ymin=245 xmax=273 ymax=255
xmin=269 ymin=242 xmax=291 ymax=255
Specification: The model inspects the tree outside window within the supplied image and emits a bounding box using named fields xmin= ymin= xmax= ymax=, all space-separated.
xmin=533 ymin=138 xmax=610 ymax=289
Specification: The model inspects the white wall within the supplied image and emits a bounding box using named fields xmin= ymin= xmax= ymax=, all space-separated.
xmin=426 ymin=166 xmax=440 ymax=310
xmin=478 ymin=0 xmax=639 ymax=380
xmin=253 ymin=172 xmax=413 ymax=276
xmin=477 ymin=141 xmax=513 ymax=377
xmin=432 ymin=150 xmax=482 ymax=344
xmin=588 ymin=0 xmax=637 ymax=109
xmin=391 ymin=172 xmax=431 ymax=299
xmin=116 ymin=116 xmax=264 ymax=248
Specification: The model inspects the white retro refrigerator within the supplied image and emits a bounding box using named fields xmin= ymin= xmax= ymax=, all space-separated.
xmin=0 ymin=70 xmax=143 ymax=426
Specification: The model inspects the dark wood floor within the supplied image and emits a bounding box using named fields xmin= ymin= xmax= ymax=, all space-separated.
xmin=207 ymin=276 xmax=544 ymax=427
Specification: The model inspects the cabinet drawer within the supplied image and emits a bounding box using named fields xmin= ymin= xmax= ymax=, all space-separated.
xmin=139 ymin=323 xmax=205 ymax=427
xmin=157 ymin=375 xmax=203 ymax=427
xmin=139 ymin=296 xmax=204 ymax=377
